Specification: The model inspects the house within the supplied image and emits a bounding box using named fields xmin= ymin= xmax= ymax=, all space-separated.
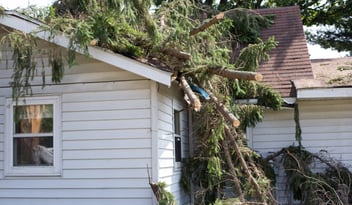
xmin=0 ymin=11 xmax=191 ymax=205
xmin=248 ymin=6 xmax=352 ymax=205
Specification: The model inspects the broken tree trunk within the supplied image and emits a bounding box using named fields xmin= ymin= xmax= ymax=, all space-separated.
xmin=205 ymin=87 xmax=240 ymax=127
xmin=179 ymin=76 xmax=201 ymax=111
xmin=190 ymin=12 xmax=224 ymax=35
xmin=161 ymin=48 xmax=191 ymax=60
xmin=224 ymin=125 xmax=266 ymax=204
xmin=209 ymin=66 xmax=263 ymax=81
xmin=221 ymin=139 xmax=245 ymax=202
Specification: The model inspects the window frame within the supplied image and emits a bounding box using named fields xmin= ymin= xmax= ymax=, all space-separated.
xmin=5 ymin=96 xmax=62 ymax=176
xmin=173 ymin=109 xmax=182 ymax=168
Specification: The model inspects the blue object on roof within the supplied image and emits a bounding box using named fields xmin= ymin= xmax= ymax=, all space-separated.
xmin=190 ymin=83 xmax=210 ymax=100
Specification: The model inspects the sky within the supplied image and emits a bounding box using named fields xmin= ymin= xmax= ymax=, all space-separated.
xmin=0 ymin=0 xmax=349 ymax=59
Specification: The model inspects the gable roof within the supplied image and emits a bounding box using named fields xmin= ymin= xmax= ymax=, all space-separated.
xmin=257 ymin=6 xmax=314 ymax=98
xmin=0 ymin=11 xmax=172 ymax=86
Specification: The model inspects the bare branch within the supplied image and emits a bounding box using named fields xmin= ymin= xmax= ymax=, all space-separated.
xmin=190 ymin=12 xmax=224 ymax=36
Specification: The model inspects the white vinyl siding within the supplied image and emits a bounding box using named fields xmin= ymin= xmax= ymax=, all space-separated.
xmin=0 ymin=49 xmax=155 ymax=204
xmin=157 ymin=84 xmax=190 ymax=205
xmin=249 ymin=99 xmax=352 ymax=205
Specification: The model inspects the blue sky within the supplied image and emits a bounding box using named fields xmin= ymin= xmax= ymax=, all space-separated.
xmin=0 ymin=0 xmax=348 ymax=59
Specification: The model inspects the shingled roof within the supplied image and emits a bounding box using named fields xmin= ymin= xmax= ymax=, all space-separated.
xmin=257 ymin=6 xmax=314 ymax=97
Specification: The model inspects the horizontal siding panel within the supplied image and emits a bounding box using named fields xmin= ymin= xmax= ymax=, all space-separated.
xmin=158 ymin=120 xmax=172 ymax=132
xmin=63 ymin=119 xmax=150 ymax=131
xmin=252 ymin=127 xmax=295 ymax=135
xmin=159 ymin=159 xmax=174 ymax=168
xmin=61 ymin=71 xmax=144 ymax=84
xmin=303 ymin=139 xmax=352 ymax=149
xmin=0 ymin=188 xmax=151 ymax=198
xmin=159 ymin=139 xmax=173 ymax=150
xmin=63 ymin=159 xmax=151 ymax=169
xmin=159 ymin=149 xmax=174 ymax=159
xmin=63 ymin=139 xmax=151 ymax=150
xmin=28 ymin=80 xmax=151 ymax=94
xmin=253 ymin=140 xmax=298 ymax=150
xmin=63 ymin=109 xmax=150 ymax=121
xmin=62 ymin=169 xmax=149 ymax=179
xmin=63 ymin=89 xmax=150 ymax=103
xmin=253 ymin=120 xmax=295 ymax=128
xmin=300 ymin=110 xmax=352 ymax=119
xmin=0 ymin=198 xmax=152 ymax=205
xmin=300 ymin=118 xmax=352 ymax=126
xmin=63 ymin=129 xmax=151 ymax=140
xmin=159 ymin=167 xmax=177 ymax=178
xmin=63 ymin=148 xmax=151 ymax=160
xmin=0 ymin=178 xmax=149 ymax=189
xmin=302 ymin=125 xmax=352 ymax=134
xmin=158 ymin=110 xmax=172 ymax=123
xmin=252 ymin=134 xmax=296 ymax=143
xmin=303 ymin=132 xmax=352 ymax=141
xmin=158 ymin=100 xmax=172 ymax=113
xmin=63 ymin=99 xmax=150 ymax=112
xmin=163 ymin=174 xmax=182 ymax=188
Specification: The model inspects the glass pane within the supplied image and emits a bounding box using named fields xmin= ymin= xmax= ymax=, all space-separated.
xmin=13 ymin=137 xmax=53 ymax=166
xmin=14 ymin=104 xmax=53 ymax=134
xmin=174 ymin=110 xmax=181 ymax=135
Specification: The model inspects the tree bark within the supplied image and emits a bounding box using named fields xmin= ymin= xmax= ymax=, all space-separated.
xmin=209 ymin=66 xmax=263 ymax=81
xmin=179 ymin=76 xmax=201 ymax=111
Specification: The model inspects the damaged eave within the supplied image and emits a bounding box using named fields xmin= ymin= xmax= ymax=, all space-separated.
xmin=0 ymin=11 xmax=172 ymax=87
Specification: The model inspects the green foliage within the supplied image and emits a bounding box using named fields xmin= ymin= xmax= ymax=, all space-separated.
xmin=0 ymin=31 xmax=37 ymax=98
xmin=278 ymin=146 xmax=352 ymax=204
xmin=294 ymin=104 xmax=302 ymax=147
xmin=156 ymin=182 xmax=176 ymax=205
xmin=233 ymin=80 xmax=282 ymax=111
xmin=16 ymin=5 xmax=52 ymax=21
xmin=234 ymin=36 xmax=277 ymax=71
xmin=226 ymin=9 xmax=273 ymax=44
xmin=235 ymin=104 xmax=264 ymax=130
xmin=2 ymin=1 xmax=284 ymax=204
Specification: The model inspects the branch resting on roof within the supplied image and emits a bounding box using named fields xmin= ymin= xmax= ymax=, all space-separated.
xmin=179 ymin=76 xmax=201 ymax=111
xmin=209 ymin=66 xmax=263 ymax=81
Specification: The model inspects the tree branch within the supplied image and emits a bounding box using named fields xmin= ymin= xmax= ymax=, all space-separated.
xmin=161 ymin=48 xmax=191 ymax=60
xmin=221 ymin=139 xmax=245 ymax=202
xmin=179 ymin=76 xmax=201 ymax=111
xmin=190 ymin=12 xmax=224 ymax=36
xmin=205 ymin=87 xmax=240 ymax=127
xmin=224 ymin=125 xmax=266 ymax=203
xmin=209 ymin=66 xmax=263 ymax=81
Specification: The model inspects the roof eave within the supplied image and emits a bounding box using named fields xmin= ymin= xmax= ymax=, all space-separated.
xmin=1 ymin=11 xmax=172 ymax=86
xmin=297 ymin=87 xmax=352 ymax=100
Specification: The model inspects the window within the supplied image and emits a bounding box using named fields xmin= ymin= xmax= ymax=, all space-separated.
xmin=174 ymin=109 xmax=182 ymax=163
xmin=5 ymin=96 xmax=61 ymax=176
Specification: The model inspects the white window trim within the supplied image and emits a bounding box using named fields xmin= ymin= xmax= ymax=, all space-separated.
xmin=5 ymin=96 xmax=62 ymax=177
